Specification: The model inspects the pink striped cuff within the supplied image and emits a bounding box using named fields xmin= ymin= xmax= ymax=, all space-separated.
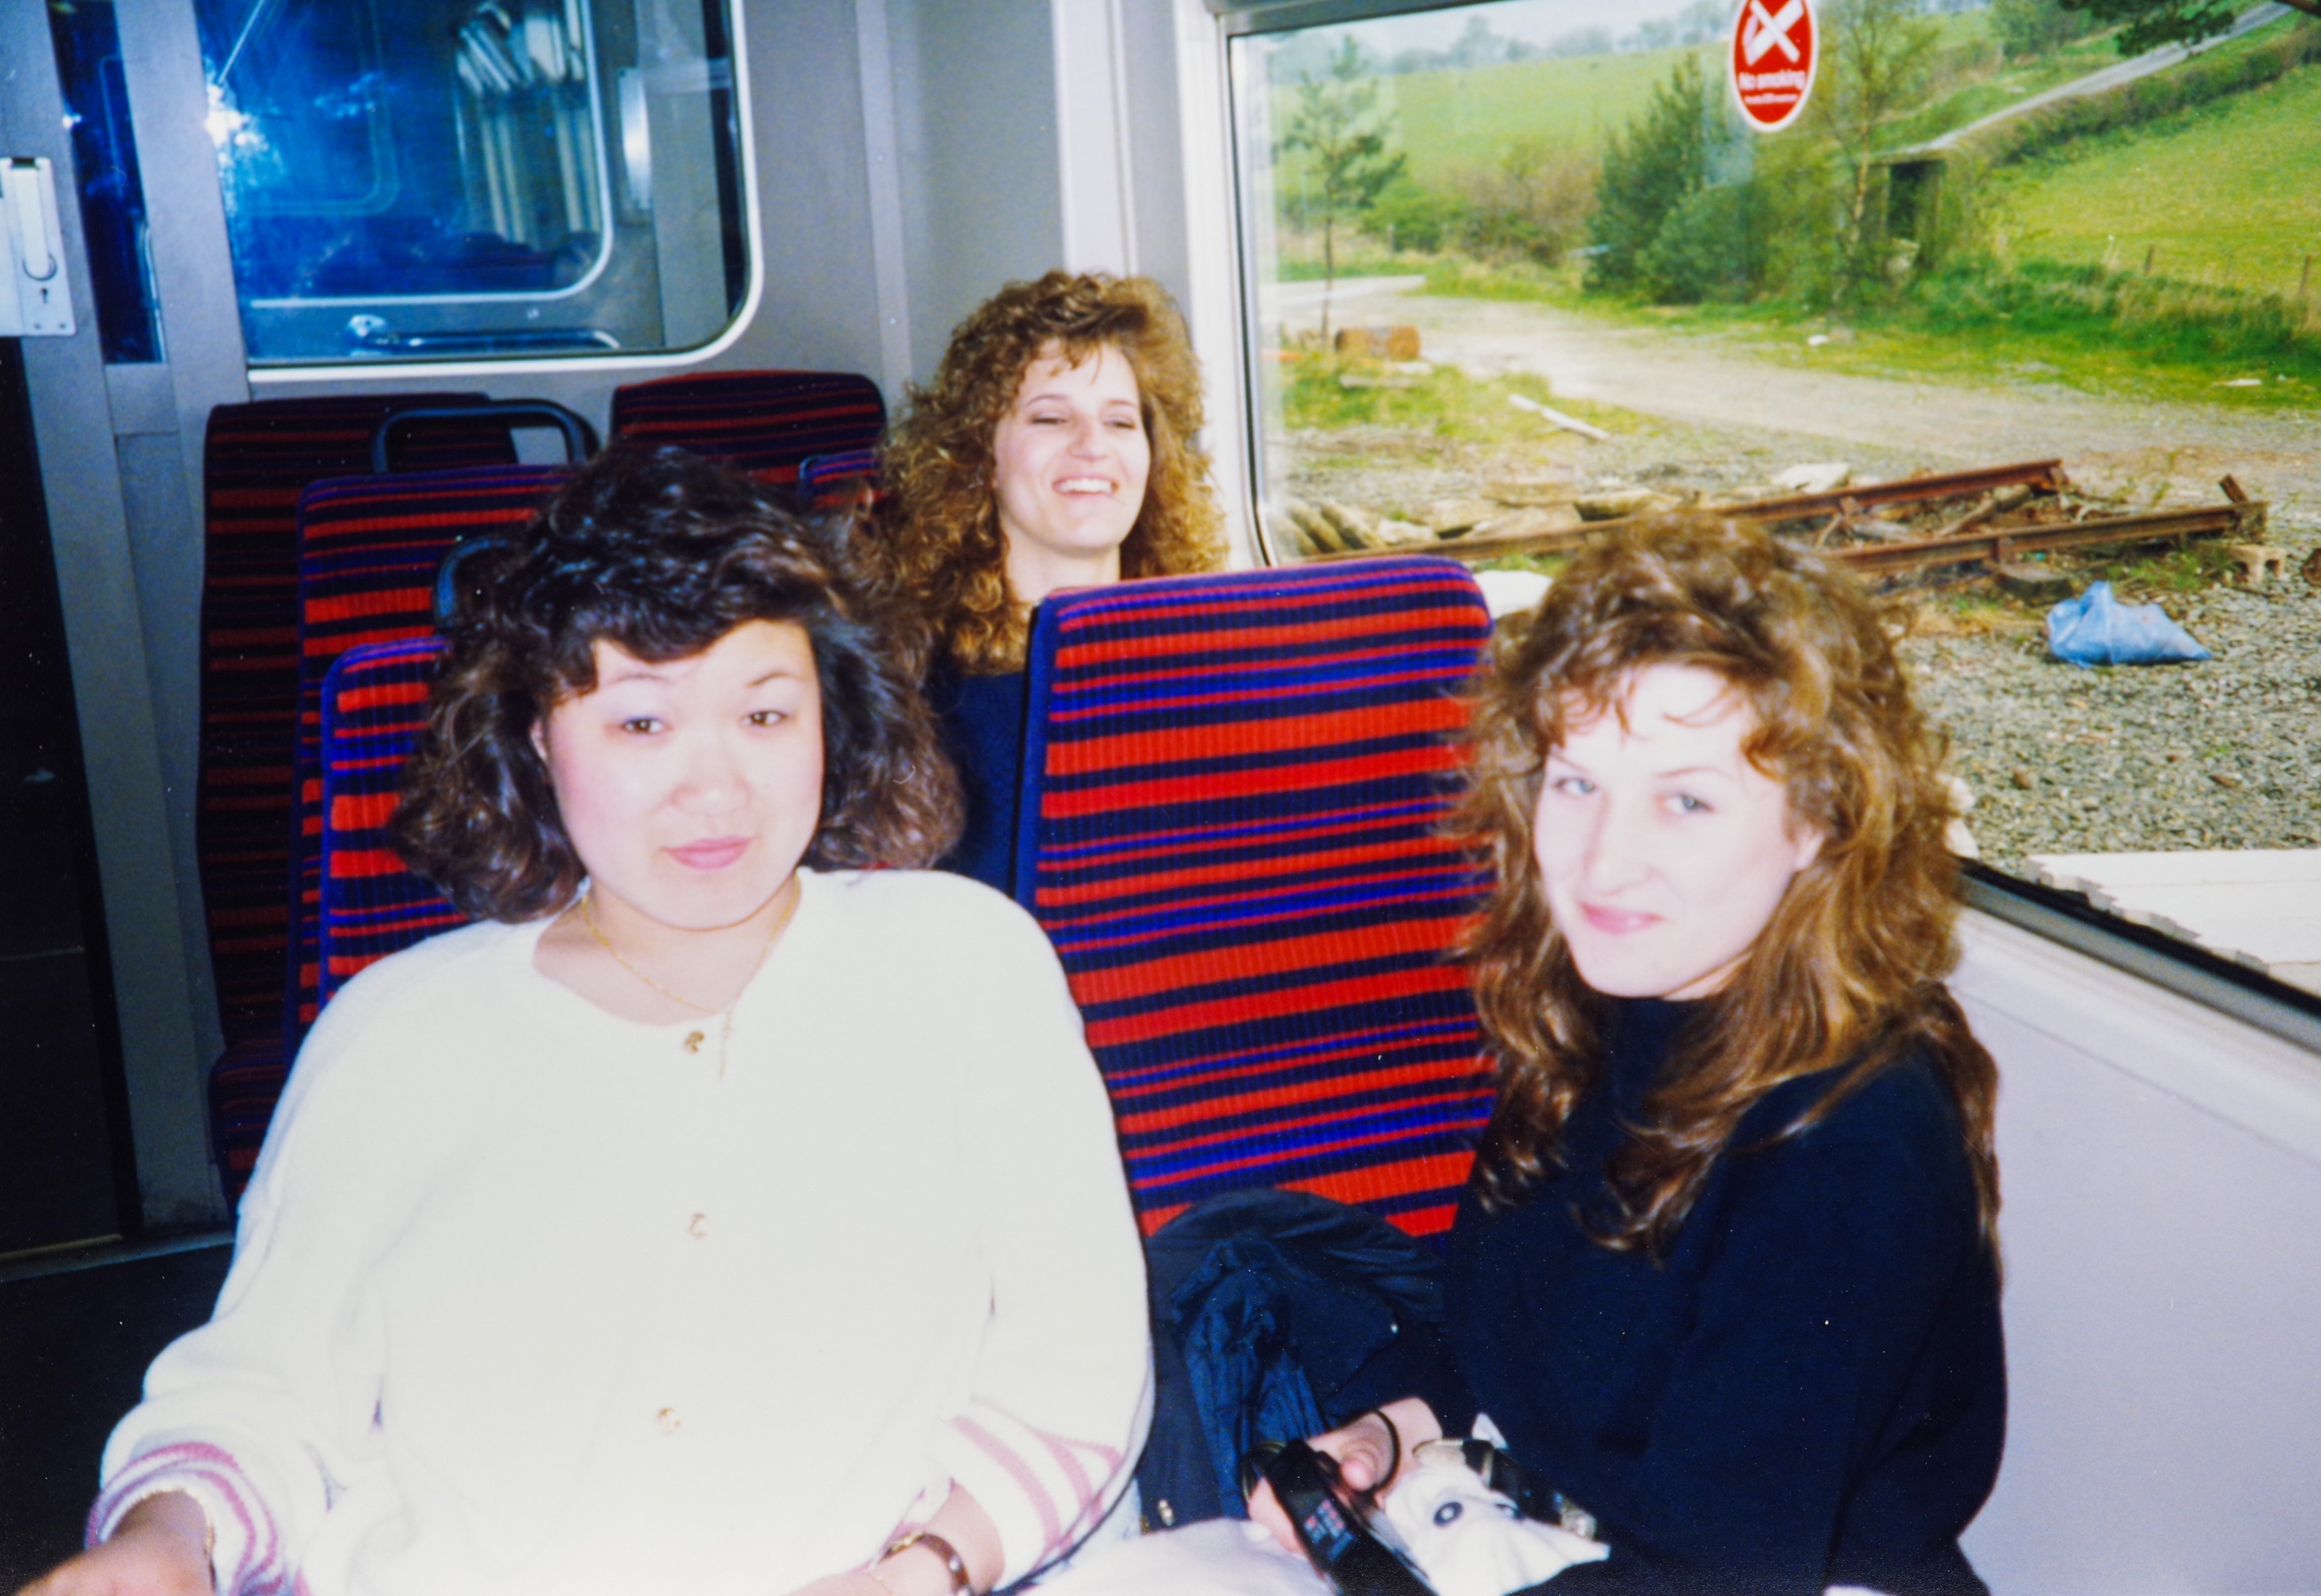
xmin=91 ymin=1442 xmax=289 ymax=1596
xmin=944 ymin=1410 xmax=1132 ymax=1584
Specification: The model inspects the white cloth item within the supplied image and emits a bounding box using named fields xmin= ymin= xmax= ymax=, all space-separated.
xmin=1034 ymin=1520 xmax=1330 ymax=1596
xmin=1378 ymin=1457 xmax=1607 ymax=1596
xmin=1036 ymin=1448 xmax=1606 ymax=1596
xmin=95 ymin=869 xmax=1152 ymax=1596
xmin=1470 ymin=569 xmax=1552 ymax=619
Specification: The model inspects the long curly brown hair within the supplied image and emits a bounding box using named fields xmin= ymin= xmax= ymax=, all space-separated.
xmin=868 ymin=271 xmax=1226 ymax=675
xmin=1460 ymin=514 xmax=1998 ymax=1255
xmin=394 ymin=445 xmax=963 ymax=922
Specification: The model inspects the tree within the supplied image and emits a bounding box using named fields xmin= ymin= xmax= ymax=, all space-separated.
xmin=1586 ymin=54 xmax=1708 ymax=291
xmin=1818 ymin=0 xmax=1940 ymax=299
xmin=1278 ymin=39 xmax=1407 ymax=345
xmin=2058 ymin=0 xmax=2321 ymax=54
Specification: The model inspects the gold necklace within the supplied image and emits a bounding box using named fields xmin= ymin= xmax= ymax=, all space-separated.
xmin=576 ymin=884 xmax=798 ymax=1072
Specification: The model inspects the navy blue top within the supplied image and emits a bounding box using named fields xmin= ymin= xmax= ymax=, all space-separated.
xmin=928 ymin=665 xmax=1028 ymax=895
xmin=1431 ymin=999 xmax=2004 ymax=1596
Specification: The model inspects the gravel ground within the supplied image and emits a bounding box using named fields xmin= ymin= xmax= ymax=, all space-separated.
xmin=1280 ymin=414 xmax=2321 ymax=871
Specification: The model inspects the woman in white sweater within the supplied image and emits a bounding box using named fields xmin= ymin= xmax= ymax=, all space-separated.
xmin=23 ymin=447 xmax=1151 ymax=1596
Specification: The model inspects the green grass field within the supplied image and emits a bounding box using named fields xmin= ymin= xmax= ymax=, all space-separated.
xmin=1376 ymin=46 xmax=1716 ymax=182
xmin=1985 ymin=57 xmax=2321 ymax=301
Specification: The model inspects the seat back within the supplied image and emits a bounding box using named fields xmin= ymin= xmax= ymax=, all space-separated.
xmin=795 ymin=446 xmax=881 ymax=515
xmin=315 ymin=638 xmax=468 ymax=1013
xmin=609 ymin=371 xmax=884 ymax=488
xmin=197 ymin=397 xmax=513 ymax=1049
xmin=1016 ymin=557 xmax=1499 ymax=1240
xmin=286 ymin=465 xmax=568 ymax=1052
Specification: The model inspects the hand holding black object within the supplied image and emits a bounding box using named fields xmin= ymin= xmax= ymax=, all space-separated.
xmin=1258 ymin=1439 xmax=1436 ymax=1596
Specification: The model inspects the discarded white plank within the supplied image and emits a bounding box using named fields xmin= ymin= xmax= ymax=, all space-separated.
xmin=1507 ymin=392 xmax=1611 ymax=442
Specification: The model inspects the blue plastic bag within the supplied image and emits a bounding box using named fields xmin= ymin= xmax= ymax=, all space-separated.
xmin=2046 ymin=582 xmax=2211 ymax=668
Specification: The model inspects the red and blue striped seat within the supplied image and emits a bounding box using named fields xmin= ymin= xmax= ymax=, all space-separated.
xmin=315 ymin=639 xmax=467 ymax=1014
xmin=285 ymin=466 xmax=568 ymax=1054
xmin=200 ymin=399 xmax=519 ymax=1192
xmin=1017 ymin=557 xmax=1499 ymax=1241
xmin=609 ymin=371 xmax=884 ymax=489
xmin=198 ymin=397 xmax=510 ymax=1053
xmin=795 ymin=446 xmax=881 ymax=515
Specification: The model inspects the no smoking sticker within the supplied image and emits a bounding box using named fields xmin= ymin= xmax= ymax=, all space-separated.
xmin=1731 ymin=0 xmax=1818 ymax=132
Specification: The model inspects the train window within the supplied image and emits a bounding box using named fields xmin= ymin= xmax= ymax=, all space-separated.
xmin=1224 ymin=0 xmax=2320 ymax=998
xmin=193 ymin=0 xmax=748 ymax=363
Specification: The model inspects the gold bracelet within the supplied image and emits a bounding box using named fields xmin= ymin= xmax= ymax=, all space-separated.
xmin=880 ymin=1527 xmax=972 ymax=1596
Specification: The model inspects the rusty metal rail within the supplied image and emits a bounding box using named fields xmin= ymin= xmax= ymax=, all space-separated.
xmin=1296 ymin=459 xmax=2258 ymax=582
xmin=1831 ymin=499 xmax=2265 ymax=579
xmin=1352 ymin=458 xmax=2077 ymax=564
xmin=1723 ymin=458 xmax=2070 ymax=525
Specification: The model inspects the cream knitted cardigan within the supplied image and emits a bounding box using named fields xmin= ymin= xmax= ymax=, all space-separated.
xmin=95 ymin=869 xmax=1152 ymax=1596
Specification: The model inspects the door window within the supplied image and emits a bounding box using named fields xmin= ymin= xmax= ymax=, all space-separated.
xmin=195 ymin=0 xmax=749 ymax=362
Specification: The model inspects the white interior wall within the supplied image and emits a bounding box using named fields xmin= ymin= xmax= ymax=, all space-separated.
xmin=1954 ymin=914 xmax=2321 ymax=1594
xmin=883 ymin=0 xmax=1065 ymax=387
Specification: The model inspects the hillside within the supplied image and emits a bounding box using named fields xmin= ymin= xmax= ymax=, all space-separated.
xmin=1262 ymin=11 xmax=1997 ymax=186
xmin=1377 ymin=46 xmax=1715 ymax=182
xmin=1987 ymin=52 xmax=2321 ymax=298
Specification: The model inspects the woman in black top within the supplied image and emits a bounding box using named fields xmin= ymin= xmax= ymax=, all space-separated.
xmin=1254 ymin=515 xmax=2003 ymax=1596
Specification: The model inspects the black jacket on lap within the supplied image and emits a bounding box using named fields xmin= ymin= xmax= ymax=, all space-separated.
xmin=1430 ymin=998 xmax=2004 ymax=1596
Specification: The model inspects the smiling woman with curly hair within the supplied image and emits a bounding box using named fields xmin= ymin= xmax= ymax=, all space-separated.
xmin=864 ymin=270 xmax=1227 ymax=889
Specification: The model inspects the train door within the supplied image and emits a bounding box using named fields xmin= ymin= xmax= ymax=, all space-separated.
xmin=1 ymin=3 xmax=223 ymax=1244
xmin=0 ymin=334 xmax=137 ymax=1259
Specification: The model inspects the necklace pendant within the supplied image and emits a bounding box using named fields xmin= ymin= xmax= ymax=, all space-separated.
xmin=683 ymin=1030 xmax=706 ymax=1054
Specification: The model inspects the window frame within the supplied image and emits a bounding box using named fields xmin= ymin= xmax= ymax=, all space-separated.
xmin=233 ymin=0 xmax=764 ymax=382
xmin=1197 ymin=0 xmax=2321 ymax=1022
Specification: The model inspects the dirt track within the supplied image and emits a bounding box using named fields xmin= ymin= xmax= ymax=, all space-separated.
xmin=1385 ymin=291 xmax=2321 ymax=515
xmin=1282 ymin=283 xmax=2321 ymax=881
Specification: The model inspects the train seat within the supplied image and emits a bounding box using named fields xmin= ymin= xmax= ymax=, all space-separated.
xmin=608 ymin=371 xmax=885 ymax=489
xmin=196 ymin=399 xmax=525 ymax=1194
xmin=795 ymin=446 xmax=883 ymax=516
xmin=1015 ymin=556 xmax=1500 ymax=1241
xmin=313 ymin=638 xmax=466 ymax=1020
xmin=284 ymin=467 xmax=571 ymax=1052
xmin=195 ymin=398 xmax=514 ymax=1057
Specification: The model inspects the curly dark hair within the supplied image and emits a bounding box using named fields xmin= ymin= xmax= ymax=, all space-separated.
xmin=1459 ymin=513 xmax=1998 ymax=1254
xmin=868 ymin=271 xmax=1226 ymax=675
xmin=394 ymin=445 xmax=963 ymax=922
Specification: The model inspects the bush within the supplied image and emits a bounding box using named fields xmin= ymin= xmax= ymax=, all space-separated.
xmin=1637 ymin=184 xmax=1764 ymax=302
xmin=1362 ymin=176 xmax=1466 ymax=255
xmin=1586 ymin=55 xmax=1707 ymax=289
xmin=1457 ymin=138 xmax=1599 ymax=268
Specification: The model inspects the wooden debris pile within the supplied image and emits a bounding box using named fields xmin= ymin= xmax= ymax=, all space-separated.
xmin=1278 ymin=458 xmax=2275 ymax=590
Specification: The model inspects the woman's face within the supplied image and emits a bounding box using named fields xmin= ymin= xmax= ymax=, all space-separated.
xmin=1532 ymin=662 xmax=1823 ymax=1001
xmin=532 ymin=619 xmax=824 ymax=936
xmin=990 ymin=341 xmax=1151 ymax=605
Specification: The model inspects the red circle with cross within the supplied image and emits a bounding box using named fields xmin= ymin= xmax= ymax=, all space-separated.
xmin=1730 ymin=0 xmax=1818 ymax=132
